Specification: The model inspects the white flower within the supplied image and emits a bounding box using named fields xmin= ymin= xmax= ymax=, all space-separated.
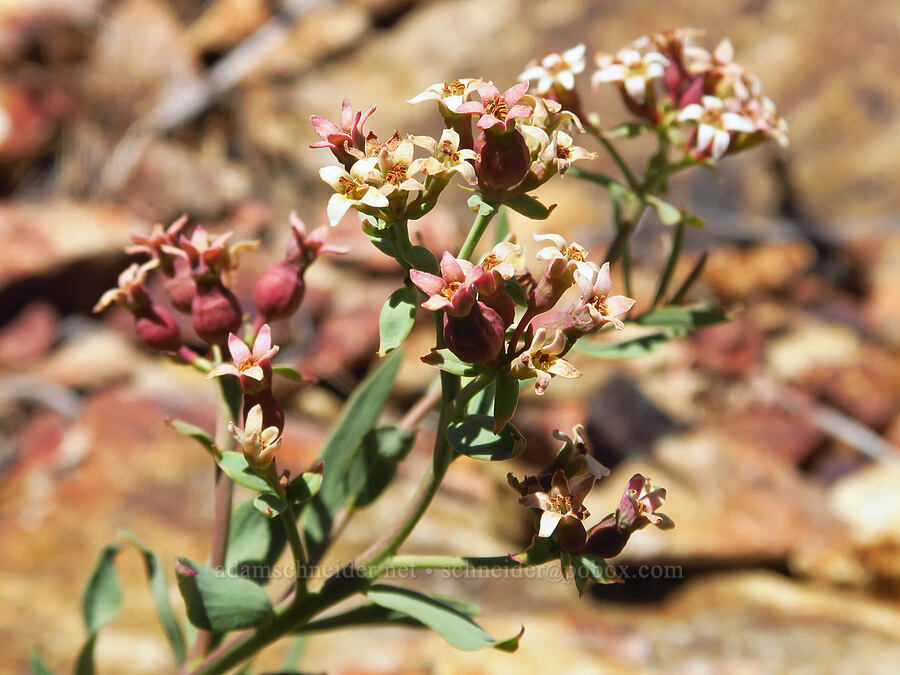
xmin=372 ymin=134 xmax=426 ymax=197
xmin=229 ymin=404 xmax=281 ymax=469
xmin=407 ymin=78 xmax=482 ymax=114
xmin=592 ymin=48 xmax=669 ymax=104
xmin=319 ymin=159 xmax=390 ymax=227
xmin=533 ymin=232 xmax=596 ymax=278
xmin=479 ymin=238 xmax=523 ymax=280
xmin=510 ymin=327 xmax=582 ymax=395
xmin=540 ymin=129 xmax=597 ymax=175
xmin=412 ymin=128 xmax=479 ymax=185
xmin=677 ymin=95 xmax=755 ymax=159
xmin=519 ymin=44 xmax=586 ymax=94
xmin=573 ymin=262 xmax=635 ymax=330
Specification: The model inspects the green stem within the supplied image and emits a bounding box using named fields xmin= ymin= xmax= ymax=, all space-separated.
xmin=566 ymin=166 xmax=623 ymax=191
xmin=589 ymin=128 xmax=640 ymax=194
xmin=281 ymin=501 xmax=309 ymax=595
xmin=652 ymin=220 xmax=685 ymax=308
xmin=457 ymin=202 xmax=498 ymax=261
xmin=453 ymin=373 xmax=492 ymax=419
xmin=378 ymin=554 xmax=524 ymax=572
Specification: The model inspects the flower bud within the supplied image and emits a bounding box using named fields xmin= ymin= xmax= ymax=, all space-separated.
xmin=164 ymin=257 xmax=196 ymax=313
xmin=473 ymin=129 xmax=531 ymax=190
xmin=253 ymin=260 xmax=304 ymax=323
xmin=444 ymin=300 xmax=505 ymax=364
xmin=243 ymin=388 xmax=284 ymax=433
xmin=583 ymin=517 xmax=630 ymax=558
xmin=134 ymin=304 xmax=182 ymax=353
xmin=474 ymin=269 xmax=515 ymax=327
xmin=531 ymin=257 xmax=575 ymax=314
xmin=191 ymin=281 xmax=242 ymax=347
xmin=555 ymin=514 xmax=588 ymax=553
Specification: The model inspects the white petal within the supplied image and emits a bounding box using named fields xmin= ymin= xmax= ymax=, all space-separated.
xmin=532 ymin=232 xmax=567 ymax=250
xmin=593 ymin=64 xmax=626 ymax=83
xmin=564 ymin=43 xmax=586 ymax=65
xmin=677 ymin=104 xmax=703 ymax=122
xmin=711 ymin=128 xmax=731 ymax=159
xmin=697 ymin=123 xmax=716 ymax=152
xmin=557 ymin=71 xmax=576 ymax=90
xmin=326 ymin=194 xmax=352 ymax=227
xmin=722 ymin=112 xmax=755 ymax=133
xmin=624 ymin=76 xmax=647 ymax=103
xmin=538 ymin=511 xmax=564 ymax=538
xmin=319 ymin=165 xmax=349 ymax=190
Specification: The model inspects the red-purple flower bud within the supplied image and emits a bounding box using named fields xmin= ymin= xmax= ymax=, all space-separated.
xmin=583 ymin=516 xmax=630 ymax=558
xmin=133 ymin=303 xmax=182 ymax=353
xmin=164 ymin=257 xmax=197 ymax=314
xmin=243 ymin=388 xmax=284 ymax=433
xmin=191 ymin=281 xmax=242 ymax=347
xmin=473 ymin=129 xmax=531 ymax=191
xmin=444 ymin=300 xmax=505 ymax=364
xmin=474 ymin=269 xmax=515 ymax=327
xmin=530 ymin=257 xmax=575 ymax=314
xmin=253 ymin=260 xmax=304 ymax=323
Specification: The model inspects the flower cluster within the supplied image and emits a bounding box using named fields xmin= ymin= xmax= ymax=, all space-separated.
xmin=415 ymin=233 xmax=634 ymax=396
xmin=312 ymin=83 xmax=595 ymax=226
xmin=509 ymin=425 xmax=671 ymax=557
xmin=592 ymin=29 xmax=788 ymax=159
xmin=95 ymin=213 xmax=343 ymax=474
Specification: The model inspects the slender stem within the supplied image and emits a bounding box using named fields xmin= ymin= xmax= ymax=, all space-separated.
xmin=566 ymin=166 xmax=623 ymax=190
xmin=399 ymin=383 xmax=441 ymax=431
xmin=670 ymin=250 xmax=708 ymax=305
xmin=652 ymin=221 xmax=685 ymax=308
xmin=457 ymin=203 xmax=498 ymax=261
xmin=453 ymin=373 xmax=491 ymax=418
xmin=281 ymin=501 xmax=308 ymax=595
xmin=378 ymin=554 xmax=524 ymax=571
xmin=589 ymin=128 xmax=640 ymax=194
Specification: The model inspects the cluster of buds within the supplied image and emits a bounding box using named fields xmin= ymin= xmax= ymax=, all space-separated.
xmin=509 ymin=425 xmax=671 ymax=556
xmin=313 ymin=82 xmax=595 ymax=226
xmin=592 ymin=29 xmax=788 ymax=158
xmin=414 ymin=232 xmax=634 ymax=395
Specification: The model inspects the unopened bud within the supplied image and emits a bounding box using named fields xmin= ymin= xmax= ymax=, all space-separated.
xmin=134 ymin=304 xmax=182 ymax=353
xmin=191 ymin=281 xmax=242 ymax=347
xmin=253 ymin=260 xmax=304 ymax=323
xmin=444 ymin=301 xmax=505 ymax=364
xmin=474 ymin=129 xmax=531 ymax=190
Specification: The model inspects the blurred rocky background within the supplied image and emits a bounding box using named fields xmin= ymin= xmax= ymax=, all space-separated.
xmin=1 ymin=0 xmax=899 ymax=672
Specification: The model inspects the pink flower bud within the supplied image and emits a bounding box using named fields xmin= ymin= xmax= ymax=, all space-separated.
xmin=583 ymin=516 xmax=630 ymax=558
xmin=134 ymin=303 xmax=182 ymax=353
xmin=164 ymin=257 xmax=197 ymax=313
xmin=473 ymin=129 xmax=531 ymax=191
xmin=555 ymin=514 xmax=588 ymax=553
xmin=253 ymin=260 xmax=304 ymax=323
xmin=243 ymin=388 xmax=284 ymax=433
xmin=191 ymin=281 xmax=242 ymax=347
xmin=473 ymin=269 xmax=515 ymax=327
xmin=444 ymin=300 xmax=505 ymax=364
xmin=530 ymin=257 xmax=575 ymax=313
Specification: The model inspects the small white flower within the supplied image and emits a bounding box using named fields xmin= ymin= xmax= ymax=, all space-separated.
xmin=510 ymin=327 xmax=582 ymax=395
xmin=407 ymin=78 xmax=482 ymax=114
xmin=519 ymin=43 xmax=586 ymax=94
xmin=573 ymin=262 xmax=635 ymax=331
xmin=533 ymin=232 xmax=596 ymax=278
xmin=412 ymin=128 xmax=479 ymax=185
xmin=677 ymin=95 xmax=755 ymax=159
xmin=229 ymin=404 xmax=281 ymax=469
xmin=540 ymin=129 xmax=597 ymax=175
xmin=592 ymin=48 xmax=669 ymax=105
xmin=319 ymin=159 xmax=390 ymax=227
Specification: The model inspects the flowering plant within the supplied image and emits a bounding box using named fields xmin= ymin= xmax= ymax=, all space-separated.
xmin=77 ymin=30 xmax=786 ymax=673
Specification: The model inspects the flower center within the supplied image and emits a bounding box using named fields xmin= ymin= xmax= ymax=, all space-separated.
xmin=443 ymin=79 xmax=466 ymax=97
xmin=564 ymin=244 xmax=587 ymax=261
xmin=484 ymin=96 xmax=510 ymax=120
xmin=442 ymin=281 xmax=461 ymax=299
xmin=338 ymin=175 xmax=369 ymax=199
xmin=385 ymin=162 xmax=408 ymax=185
xmin=557 ymin=144 xmax=572 ymax=159
xmin=439 ymin=139 xmax=459 ymax=161
xmin=591 ymin=295 xmax=608 ymax=315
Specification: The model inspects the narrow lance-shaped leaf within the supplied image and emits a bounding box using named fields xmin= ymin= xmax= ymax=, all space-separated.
xmin=573 ymin=332 xmax=671 ymax=359
xmin=226 ymin=497 xmax=287 ymax=584
xmin=492 ymin=373 xmax=519 ymax=433
xmin=632 ymin=305 xmax=731 ymax=330
xmin=119 ymin=530 xmax=186 ymax=665
xmin=344 ymin=425 xmax=416 ymax=508
xmin=366 ymin=585 xmax=522 ymax=652
xmin=378 ymin=286 xmax=418 ymax=356
xmin=504 ymin=194 xmax=555 ymax=220
xmin=77 ymin=545 xmax=123 ymax=675
xmin=217 ymin=451 xmax=274 ymax=493
xmin=175 ymin=557 xmax=274 ymax=632
xmin=447 ymin=415 xmax=526 ymax=461
xmin=166 ymin=419 xmax=218 ymax=457
xmin=303 ymin=348 xmax=404 ymax=550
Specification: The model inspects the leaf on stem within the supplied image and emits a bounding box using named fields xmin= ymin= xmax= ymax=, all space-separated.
xmin=344 ymin=425 xmax=416 ymax=507
xmin=226 ymin=498 xmax=287 ymax=584
xmin=632 ymin=305 xmax=731 ymax=330
xmin=378 ymin=286 xmax=418 ymax=356
xmin=77 ymin=545 xmax=123 ymax=675
xmin=573 ymin=332 xmax=671 ymax=359
xmin=366 ymin=585 xmax=523 ymax=652
xmin=175 ymin=557 xmax=273 ymax=632
xmin=606 ymin=122 xmax=651 ymax=138
xmin=166 ymin=418 xmax=218 ymax=457
xmin=421 ymin=349 xmax=486 ymax=377
xmin=217 ymin=452 xmax=274 ymax=493
xmin=272 ymin=365 xmax=307 ymax=382
xmin=504 ymin=194 xmax=556 ymax=220
xmin=492 ymin=373 xmax=519 ymax=433
xmin=467 ymin=194 xmax=497 ymax=217
xmin=447 ymin=414 xmax=526 ymax=461
xmin=254 ymin=493 xmax=288 ymax=518
xmin=645 ymin=195 xmax=682 ymax=226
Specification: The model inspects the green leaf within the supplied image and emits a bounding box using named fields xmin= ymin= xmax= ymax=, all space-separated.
xmin=217 ymin=452 xmax=273 ymax=493
xmin=78 ymin=545 xmax=123 ymax=675
xmin=378 ymin=286 xmax=418 ymax=356
xmin=405 ymin=245 xmax=440 ymax=274
xmin=119 ymin=531 xmax=187 ymax=665
xmin=286 ymin=470 xmax=323 ymax=504
xmin=303 ymin=348 xmax=404 ymax=551
xmin=362 ymin=218 xmax=396 ymax=258
xmin=344 ymin=425 xmax=416 ymax=507
xmin=646 ymin=195 xmax=682 ymax=226
xmin=167 ymin=419 xmax=217 ymax=456
xmin=175 ymin=557 xmax=274 ymax=632
xmin=572 ymin=554 xmax=619 ymax=595
xmin=83 ymin=546 xmax=122 ymax=634
xmin=632 ymin=305 xmax=731 ymax=330
xmin=573 ymin=332 xmax=671 ymax=359
xmin=226 ymin=498 xmax=287 ymax=584
xmin=254 ymin=493 xmax=287 ymax=518
xmin=464 ymin=381 xmax=495 ymax=416
xmin=504 ymin=194 xmax=555 ymax=220
xmin=492 ymin=373 xmax=519 ymax=433
xmin=447 ymin=415 xmax=526 ymax=461
xmin=606 ymin=122 xmax=651 ymax=138
xmin=298 ymin=596 xmax=480 ymax=634
xmin=29 ymin=649 xmax=53 ymax=675
xmin=421 ymin=349 xmax=485 ymax=377
xmin=366 ymin=585 xmax=522 ymax=652
xmin=503 ymin=278 xmax=529 ymax=307
xmin=272 ymin=365 xmax=306 ymax=381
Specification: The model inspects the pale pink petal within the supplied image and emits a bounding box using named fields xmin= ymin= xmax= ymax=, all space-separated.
xmin=538 ymin=510 xmax=564 ymax=537
xmin=476 ymin=114 xmax=504 ymax=130
xmin=503 ymin=81 xmax=529 ymax=105
xmin=207 ymin=364 xmax=240 ymax=379
xmin=605 ymin=295 xmax=635 ymax=317
xmin=227 ymin=333 xmax=252 ymax=364
xmin=440 ymin=251 xmax=466 ymax=283
xmin=506 ymin=104 xmax=534 ymax=121
xmin=252 ymin=324 xmax=272 ymax=357
xmin=624 ymin=75 xmax=647 ymax=104
xmin=409 ymin=269 xmax=446 ymax=296
xmin=593 ymin=262 xmax=612 ymax=297
xmin=697 ymin=123 xmax=716 ymax=153
xmin=455 ymin=100 xmax=485 ymax=115
xmin=677 ymin=104 xmax=703 ymax=122
xmin=242 ymin=364 xmax=265 ymax=381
